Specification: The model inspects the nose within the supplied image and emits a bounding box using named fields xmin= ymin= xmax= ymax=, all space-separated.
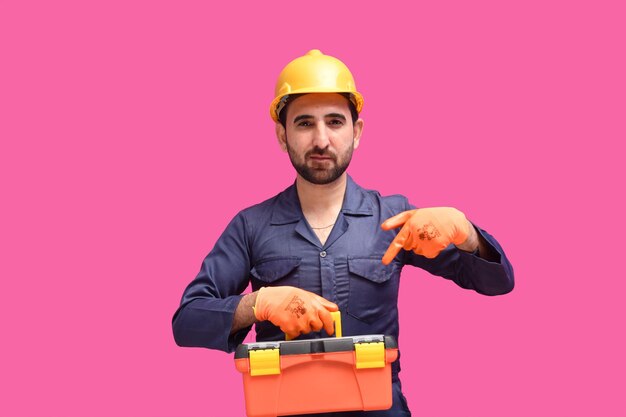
xmin=312 ymin=122 xmax=330 ymax=149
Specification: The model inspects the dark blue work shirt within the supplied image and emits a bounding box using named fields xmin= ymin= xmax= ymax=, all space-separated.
xmin=172 ymin=176 xmax=514 ymax=379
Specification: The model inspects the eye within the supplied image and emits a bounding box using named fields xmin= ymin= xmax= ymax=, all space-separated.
xmin=297 ymin=120 xmax=312 ymax=127
xmin=328 ymin=119 xmax=344 ymax=126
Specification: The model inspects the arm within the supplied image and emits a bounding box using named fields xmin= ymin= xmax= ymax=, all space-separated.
xmin=455 ymin=223 xmax=501 ymax=263
xmin=382 ymin=205 xmax=514 ymax=295
xmin=231 ymin=292 xmax=258 ymax=335
xmin=445 ymin=222 xmax=514 ymax=295
xmin=172 ymin=213 xmax=252 ymax=353
xmin=173 ymin=211 xmax=340 ymax=349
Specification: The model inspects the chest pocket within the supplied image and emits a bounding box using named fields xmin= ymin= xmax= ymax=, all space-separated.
xmin=250 ymin=256 xmax=301 ymax=289
xmin=347 ymin=257 xmax=401 ymax=324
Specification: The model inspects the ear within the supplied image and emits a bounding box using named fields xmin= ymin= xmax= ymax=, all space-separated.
xmin=275 ymin=123 xmax=288 ymax=152
xmin=352 ymin=118 xmax=364 ymax=150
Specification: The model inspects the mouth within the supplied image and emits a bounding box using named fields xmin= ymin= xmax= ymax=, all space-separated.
xmin=307 ymin=156 xmax=334 ymax=168
xmin=307 ymin=150 xmax=335 ymax=161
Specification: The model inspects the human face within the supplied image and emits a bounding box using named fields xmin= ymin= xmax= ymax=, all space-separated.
xmin=276 ymin=93 xmax=363 ymax=185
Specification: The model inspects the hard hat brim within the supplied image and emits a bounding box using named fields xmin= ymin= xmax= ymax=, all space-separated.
xmin=270 ymin=90 xmax=364 ymax=123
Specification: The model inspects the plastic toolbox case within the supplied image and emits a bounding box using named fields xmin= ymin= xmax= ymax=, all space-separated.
xmin=234 ymin=314 xmax=398 ymax=417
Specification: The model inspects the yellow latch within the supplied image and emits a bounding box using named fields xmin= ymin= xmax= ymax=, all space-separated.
xmin=354 ymin=342 xmax=385 ymax=369
xmin=249 ymin=348 xmax=280 ymax=376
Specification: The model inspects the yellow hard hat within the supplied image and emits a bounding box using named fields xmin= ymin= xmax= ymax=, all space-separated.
xmin=269 ymin=49 xmax=364 ymax=122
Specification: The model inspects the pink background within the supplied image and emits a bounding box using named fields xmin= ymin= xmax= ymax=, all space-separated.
xmin=1 ymin=1 xmax=624 ymax=416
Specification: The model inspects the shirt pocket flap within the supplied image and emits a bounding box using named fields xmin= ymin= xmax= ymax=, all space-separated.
xmin=347 ymin=257 xmax=396 ymax=283
xmin=250 ymin=257 xmax=302 ymax=283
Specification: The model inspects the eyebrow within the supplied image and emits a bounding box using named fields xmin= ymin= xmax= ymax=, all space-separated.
xmin=293 ymin=114 xmax=313 ymax=124
xmin=292 ymin=113 xmax=347 ymax=124
xmin=326 ymin=113 xmax=347 ymax=121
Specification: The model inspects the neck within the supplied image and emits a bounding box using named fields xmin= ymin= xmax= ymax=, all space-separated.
xmin=296 ymin=173 xmax=347 ymax=223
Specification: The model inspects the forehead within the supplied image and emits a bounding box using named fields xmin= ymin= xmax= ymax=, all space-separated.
xmin=286 ymin=93 xmax=351 ymax=119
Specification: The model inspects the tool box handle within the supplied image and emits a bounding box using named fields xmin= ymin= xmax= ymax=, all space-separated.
xmin=286 ymin=311 xmax=342 ymax=340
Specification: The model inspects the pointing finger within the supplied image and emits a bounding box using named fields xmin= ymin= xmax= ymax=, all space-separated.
xmin=381 ymin=210 xmax=415 ymax=231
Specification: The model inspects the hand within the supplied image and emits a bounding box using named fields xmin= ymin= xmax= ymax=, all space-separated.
xmin=254 ymin=286 xmax=338 ymax=339
xmin=381 ymin=207 xmax=472 ymax=264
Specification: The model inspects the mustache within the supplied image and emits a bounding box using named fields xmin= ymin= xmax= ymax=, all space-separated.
xmin=306 ymin=147 xmax=336 ymax=160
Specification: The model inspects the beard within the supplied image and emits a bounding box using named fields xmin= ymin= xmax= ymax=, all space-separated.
xmin=286 ymin=140 xmax=354 ymax=185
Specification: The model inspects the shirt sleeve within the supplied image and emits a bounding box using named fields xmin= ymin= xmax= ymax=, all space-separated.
xmin=172 ymin=212 xmax=252 ymax=352
xmin=402 ymin=201 xmax=515 ymax=295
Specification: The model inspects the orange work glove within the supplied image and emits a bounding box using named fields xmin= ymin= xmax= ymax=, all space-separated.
xmin=254 ymin=286 xmax=338 ymax=339
xmin=381 ymin=207 xmax=471 ymax=264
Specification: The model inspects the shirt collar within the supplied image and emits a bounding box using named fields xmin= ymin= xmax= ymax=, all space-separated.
xmin=342 ymin=175 xmax=374 ymax=216
xmin=270 ymin=175 xmax=373 ymax=225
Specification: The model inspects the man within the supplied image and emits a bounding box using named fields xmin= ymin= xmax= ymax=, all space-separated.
xmin=172 ymin=49 xmax=514 ymax=416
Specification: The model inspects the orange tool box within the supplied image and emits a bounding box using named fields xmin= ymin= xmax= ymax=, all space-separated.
xmin=234 ymin=313 xmax=398 ymax=417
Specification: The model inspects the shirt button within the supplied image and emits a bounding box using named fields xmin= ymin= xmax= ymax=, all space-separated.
xmin=320 ymin=251 xmax=327 ymax=258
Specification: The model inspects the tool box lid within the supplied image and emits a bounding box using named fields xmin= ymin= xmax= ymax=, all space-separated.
xmin=234 ymin=335 xmax=397 ymax=359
